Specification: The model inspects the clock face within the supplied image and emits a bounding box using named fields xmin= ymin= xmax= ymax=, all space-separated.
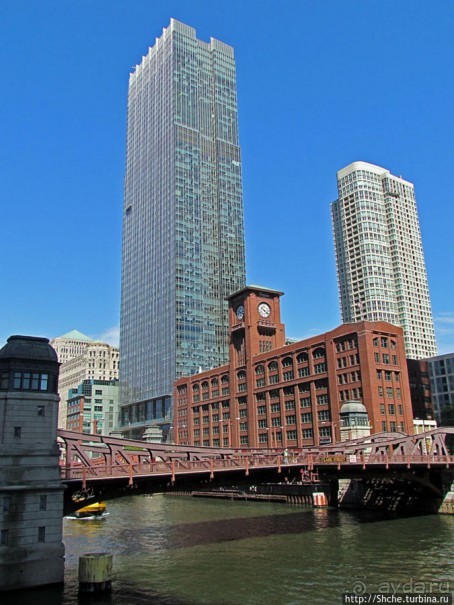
xmin=236 ymin=305 xmax=245 ymax=320
xmin=258 ymin=302 xmax=271 ymax=318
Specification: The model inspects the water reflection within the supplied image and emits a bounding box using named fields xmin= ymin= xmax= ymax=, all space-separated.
xmin=5 ymin=494 xmax=453 ymax=605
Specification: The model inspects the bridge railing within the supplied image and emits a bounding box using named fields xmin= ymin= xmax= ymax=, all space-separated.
xmin=60 ymin=450 xmax=452 ymax=483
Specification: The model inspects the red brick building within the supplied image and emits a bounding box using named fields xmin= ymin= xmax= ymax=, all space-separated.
xmin=174 ymin=286 xmax=413 ymax=448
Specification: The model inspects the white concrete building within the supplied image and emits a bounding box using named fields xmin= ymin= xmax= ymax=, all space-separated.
xmin=331 ymin=161 xmax=437 ymax=360
xmin=57 ymin=341 xmax=119 ymax=429
xmin=50 ymin=330 xmax=94 ymax=364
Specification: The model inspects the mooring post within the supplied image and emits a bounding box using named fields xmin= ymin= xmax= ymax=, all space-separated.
xmin=78 ymin=552 xmax=113 ymax=594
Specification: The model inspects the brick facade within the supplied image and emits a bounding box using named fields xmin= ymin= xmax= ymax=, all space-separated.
xmin=174 ymin=286 xmax=413 ymax=448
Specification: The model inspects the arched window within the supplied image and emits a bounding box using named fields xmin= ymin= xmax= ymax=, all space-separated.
xmin=192 ymin=384 xmax=199 ymax=392
xmin=201 ymin=381 xmax=209 ymax=390
xmin=237 ymin=370 xmax=246 ymax=381
xmin=282 ymin=357 xmax=293 ymax=368
xmin=297 ymin=352 xmax=308 ymax=363
xmin=211 ymin=378 xmax=218 ymax=386
xmin=268 ymin=361 xmax=278 ymax=371
xmin=312 ymin=347 xmax=326 ymax=359
xmin=221 ymin=375 xmax=229 ymax=384
xmin=255 ymin=365 xmax=265 ymax=375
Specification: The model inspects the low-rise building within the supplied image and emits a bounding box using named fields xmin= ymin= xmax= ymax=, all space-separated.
xmin=66 ymin=379 xmax=119 ymax=435
xmin=174 ymin=286 xmax=414 ymax=448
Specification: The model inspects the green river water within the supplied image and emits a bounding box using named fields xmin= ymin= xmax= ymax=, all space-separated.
xmin=6 ymin=494 xmax=453 ymax=604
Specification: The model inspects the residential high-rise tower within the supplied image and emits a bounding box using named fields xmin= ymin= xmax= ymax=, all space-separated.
xmin=120 ymin=20 xmax=246 ymax=438
xmin=331 ymin=161 xmax=437 ymax=359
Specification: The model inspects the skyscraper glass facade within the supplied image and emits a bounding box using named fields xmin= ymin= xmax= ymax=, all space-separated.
xmin=331 ymin=161 xmax=437 ymax=360
xmin=120 ymin=20 xmax=246 ymax=436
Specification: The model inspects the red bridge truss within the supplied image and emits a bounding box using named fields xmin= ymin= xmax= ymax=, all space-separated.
xmin=58 ymin=427 xmax=453 ymax=489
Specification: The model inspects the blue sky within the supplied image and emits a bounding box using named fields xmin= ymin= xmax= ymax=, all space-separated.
xmin=1 ymin=0 xmax=453 ymax=354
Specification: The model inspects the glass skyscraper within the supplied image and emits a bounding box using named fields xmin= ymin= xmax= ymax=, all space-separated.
xmin=331 ymin=161 xmax=437 ymax=360
xmin=119 ymin=20 xmax=246 ymax=438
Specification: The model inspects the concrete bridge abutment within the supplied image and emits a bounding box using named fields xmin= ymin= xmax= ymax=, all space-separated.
xmin=0 ymin=336 xmax=64 ymax=591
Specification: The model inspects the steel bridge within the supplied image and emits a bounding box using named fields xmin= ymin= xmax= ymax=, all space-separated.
xmin=59 ymin=427 xmax=452 ymax=487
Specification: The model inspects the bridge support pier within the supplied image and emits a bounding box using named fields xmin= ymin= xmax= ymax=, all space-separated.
xmin=336 ymin=469 xmax=454 ymax=515
xmin=439 ymin=474 xmax=454 ymax=514
xmin=337 ymin=479 xmax=364 ymax=509
xmin=0 ymin=336 xmax=64 ymax=591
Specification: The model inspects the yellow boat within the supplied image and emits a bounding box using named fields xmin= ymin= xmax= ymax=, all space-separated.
xmin=73 ymin=501 xmax=107 ymax=518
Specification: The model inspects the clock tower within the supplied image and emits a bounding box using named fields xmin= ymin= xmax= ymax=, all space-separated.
xmin=228 ymin=285 xmax=286 ymax=368
xmin=226 ymin=286 xmax=286 ymax=445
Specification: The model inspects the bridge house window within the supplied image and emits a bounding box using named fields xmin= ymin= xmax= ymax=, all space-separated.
xmin=38 ymin=527 xmax=46 ymax=543
xmin=11 ymin=372 xmax=49 ymax=391
xmin=0 ymin=372 xmax=9 ymax=389
xmin=1 ymin=530 xmax=9 ymax=546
